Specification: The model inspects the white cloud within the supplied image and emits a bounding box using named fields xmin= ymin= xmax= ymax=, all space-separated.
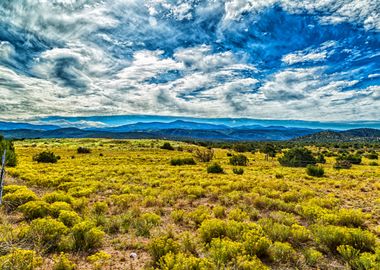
xmin=282 ymin=51 xmax=327 ymax=65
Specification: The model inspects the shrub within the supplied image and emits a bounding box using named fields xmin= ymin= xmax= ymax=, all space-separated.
xmin=369 ymin=161 xmax=378 ymax=166
xmin=316 ymin=153 xmax=326 ymax=164
xmin=207 ymin=163 xmax=224 ymax=174
xmin=92 ymin=202 xmax=108 ymax=215
xmin=232 ymin=168 xmax=244 ymax=175
xmin=303 ymin=248 xmax=323 ymax=266
xmin=33 ymin=151 xmax=60 ymax=163
xmin=171 ymin=209 xmax=185 ymax=224
xmin=268 ymin=242 xmax=296 ymax=263
xmin=161 ymin=142 xmax=174 ymax=151
xmin=158 ymin=252 xmax=213 ymax=270
xmin=242 ymin=229 xmax=271 ymax=257
xmin=236 ymin=255 xmax=269 ymax=270
xmin=333 ymin=160 xmax=352 ymax=169
xmin=170 ymin=158 xmax=196 ymax=166
xmin=53 ymin=252 xmax=76 ymax=270
xmin=228 ymin=208 xmax=249 ymax=222
xmin=0 ymin=138 xmax=17 ymax=167
xmin=148 ymin=235 xmax=180 ymax=266
xmin=18 ymin=201 xmax=50 ymax=220
xmin=194 ymin=148 xmax=214 ymax=162
xmin=133 ymin=213 xmax=161 ymax=237
xmin=229 ymin=154 xmax=248 ymax=166
xmin=77 ymin=147 xmax=91 ymax=154
xmin=366 ymin=152 xmax=378 ymax=160
xmin=278 ymin=148 xmax=316 ymax=167
xmin=199 ymin=219 xmax=226 ymax=244
xmin=213 ymin=205 xmax=226 ymax=219
xmin=306 ymin=165 xmax=325 ymax=177
xmin=26 ymin=217 xmax=69 ymax=252
xmin=312 ymin=225 xmax=376 ymax=253
xmin=208 ymin=238 xmax=242 ymax=267
xmin=0 ymin=249 xmax=42 ymax=270
xmin=87 ymin=251 xmax=111 ymax=270
xmin=71 ymin=221 xmax=105 ymax=251
xmin=42 ymin=191 xmax=73 ymax=204
xmin=50 ymin=202 xmax=72 ymax=217
xmin=2 ymin=187 xmax=38 ymax=211
xmin=58 ymin=210 xmax=82 ymax=227
xmin=337 ymin=154 xmax=362 ymax=165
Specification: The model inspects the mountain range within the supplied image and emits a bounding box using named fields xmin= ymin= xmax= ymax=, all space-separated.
xmin=0 ymin=120 xmax=379 ymax=142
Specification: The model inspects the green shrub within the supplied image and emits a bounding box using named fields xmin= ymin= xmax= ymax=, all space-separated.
xmin=71 ymin=221 xmax=105 ymax=251
xmin=0 ymin=139 xmax=17 ymax=167
xmin=92 ymin=202 xmax=108 ymax=215
xmin=53 ymin=252 xmax=76 ymax=270
xmin=209 ymin=238 xmax=242 ymax=267
xmin=258 ymin=219 xmax=291 ymax=242
xmin=0 ymin=249 xmax=42 ymax=270
xmin=170 ymin=157 xmax=196 ymax=166
xmin=87 ymin=251 xmax=111 ymax=270
xmin=229 ymin=154 xmax=248 ymax=166
xmin=313 ymin=225 xmax=376 ymax=253
xmin=42 ymin=191 xmax=73 ymax=204
xmin=50 ymin=202 xmax=72 ymax=217
xmin=133 ymin=213 xmax=161 ymax=237
xmin=232 ymin=168 xmax=244 ymax=175
xmin=58 ymin=210 xmax=82 ymax=227
xmin=199 ymin=219 xmax=226 ymax=244
xmin=194 ymin=148 xmax=214 ymax=162
xmin=278 ymin=148 xmax=316 ymax=167
xmin=268 ymin=242 xmax=296 ymax=263
xmin=207 ymin=163 xmax=224 ymax=174
xmin=316 ymin=153 xmax=326 ymax=164
xmin=303 ymin=248 xmax=323 ymax=267
xmin=242 ymin=229 xmax=271 ymax=257
xmin=213 ymin=205 xmax=226 ymax=219
xmin=336 ymin=154 xmax=362 ymax=165
xmin=148 ymin=235 xmax=180 ymax=266
xmin=158 ymin=252 xmax=213 ymax=270
xmin=77 ymin=147 xmax=91 ymax=154
xmin=366 ymin=152 xmax=378 ymax=160
xmin=306 ymin=165 xmax=325 ymax=177
xmin=334 ymin=160 xmax=352 ymax=169
xmin=228 ymin=208 xmax=249 ymax=222
xmin=171 ymin=209 xmax=185 ymax=224
xmin=2 ymin=187 xmax=38 ymax=211
xmin=369 ymin=161 xmax=378 ymax=166
xmin=33 ymin=151 xmax=60 ymax=163
xmin=161 ymin=142 xmax=174 ymax=150
xmin=236 ymin=255 xmax=269 ymax=270
xmin=18 ymin=201 xmax=50 ymax=220
xmin=26 ymin=217 xmax=69 ymax=252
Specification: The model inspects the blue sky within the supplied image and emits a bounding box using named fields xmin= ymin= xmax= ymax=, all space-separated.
xmin=0 ymin=0 xmax=379 ymax=124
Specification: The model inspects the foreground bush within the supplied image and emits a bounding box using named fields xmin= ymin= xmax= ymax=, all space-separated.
xmin=170 ymin=157 xmax=196 ymax=166
xmin=306 ymin=165 xmax=325 ymax=177
xmin=207 ymin=163 xmax=224 ymax=174
xmin=161 ymin=142 xmax=174 ymax=150
xmin=158 ymin=252 xmax=213 ymax=269
xmin=2 ymin=186 xmax=38 ymax=211
xmin=0 ymin=249 xmax=42 ymax=270
xmin=53 ymin=252 xmax=76 ymax=270
xmin=229 ymin=154 xmax=248 ymax=166
xmin=33 ymin=151 xmax=60 ymax=163
xmin=148 ymin=235 xmax=180 ymax=266
xmin=194 ymin=148 xmax=214 ymax=162
xmin=334 ymin=160 xmax=352 ymax=169
xmin=77 ymin=147 xmax=91 ymax=154
xmin=26 ymin=217 xmax=69 ymax=252
xmin=72 ymin=221 xmax=105 ymax=251
xmin=278 ymin=148 xmax=316 ymax=167
xmin=0 ymin=138 xmax=17 ymax=167
xmin=336 ymin=154 xmax=362 ymax=165
xmin=232 ymin=168 xmax=244 ymax=175
xmin=18 ymin=200 xmax=50 ymax=220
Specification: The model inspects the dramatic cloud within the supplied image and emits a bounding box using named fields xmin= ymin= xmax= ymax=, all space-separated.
xmin=0 ymin=0 xmax=379 ymax=121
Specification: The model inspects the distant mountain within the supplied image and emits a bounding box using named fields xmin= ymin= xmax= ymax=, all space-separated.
xmin=0 ymin=124 xmax=319 ymax=141
xmin=97 ymin=120 xmax=230 ymax=132
xmin=294 ymin=128 xmax=380 ymax=142
xmin=0 ymin=121 xmax=59 ymax=131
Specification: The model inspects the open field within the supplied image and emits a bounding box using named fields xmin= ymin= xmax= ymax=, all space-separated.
xmin=1 ymin=139 xmax=380 ymax=269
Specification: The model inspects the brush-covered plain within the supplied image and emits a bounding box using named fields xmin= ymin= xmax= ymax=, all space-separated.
xmin=1 ymin=139 xmax=380 ymax=269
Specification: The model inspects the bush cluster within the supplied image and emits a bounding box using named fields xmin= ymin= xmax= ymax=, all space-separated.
xmin=33 ymin=151 xmax=60 ymax=163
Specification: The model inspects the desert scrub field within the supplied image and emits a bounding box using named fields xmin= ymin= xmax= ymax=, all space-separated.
xmin=1 ymin=139 xmax=380 ymax=269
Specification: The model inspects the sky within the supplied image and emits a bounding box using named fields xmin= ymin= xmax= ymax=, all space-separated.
xmin=0 ymin=0 xmax=379 ymax=124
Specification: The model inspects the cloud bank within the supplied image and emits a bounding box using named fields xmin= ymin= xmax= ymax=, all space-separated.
xmin=0 ymin=0 xmax=379 ymax=121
